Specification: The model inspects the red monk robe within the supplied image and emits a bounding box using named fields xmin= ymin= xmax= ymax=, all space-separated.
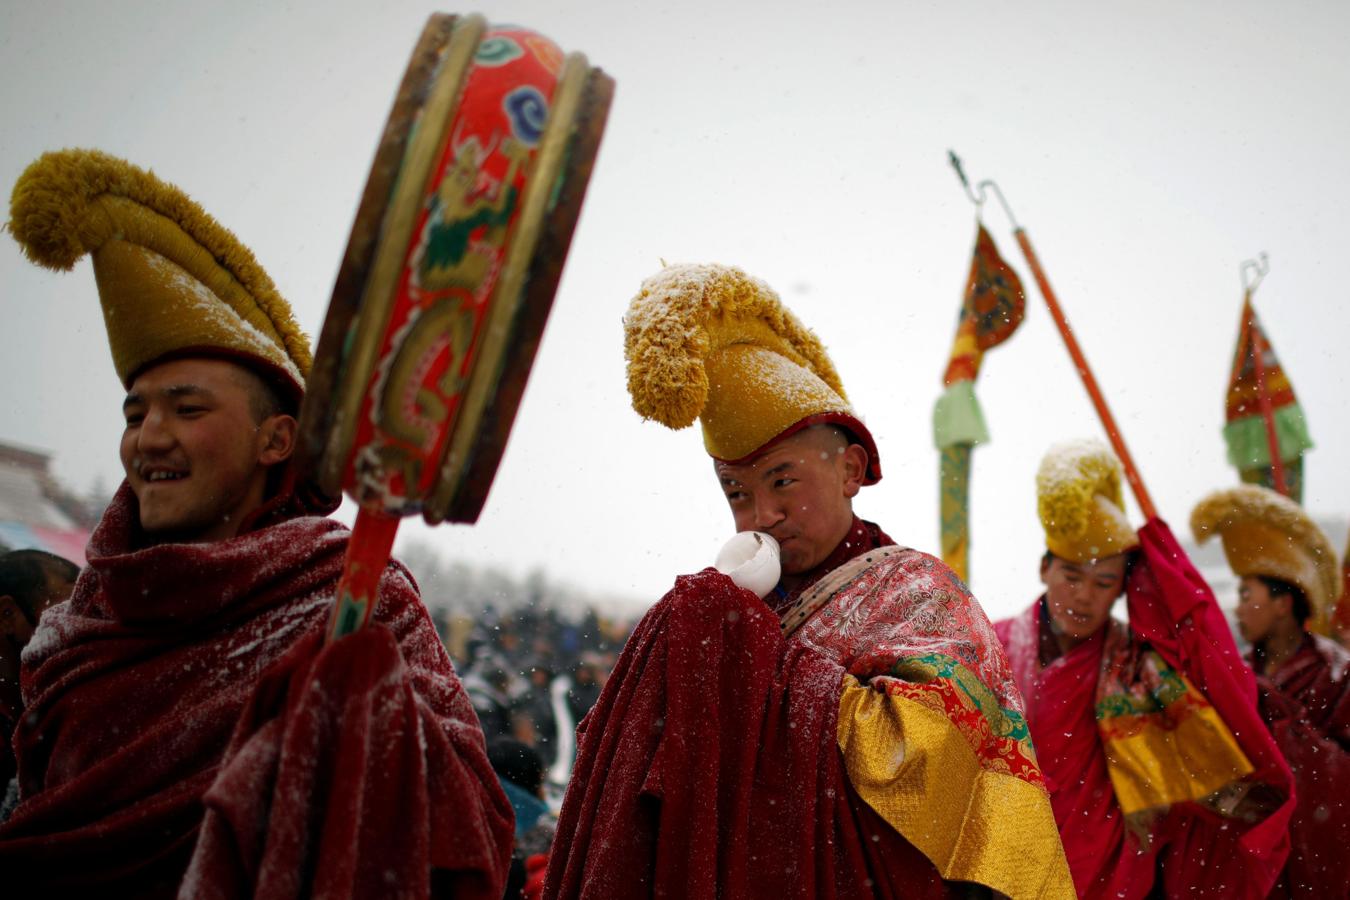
xmin=544 ymin=518 xmax=1071 ymax=900
xmin=1252 ymin=634 xmax=1350 ymax=897
xmin=0 ymin=482 xmax=513 ymax=898
xmin=994 ymin=520 xmax=1294 ymax=899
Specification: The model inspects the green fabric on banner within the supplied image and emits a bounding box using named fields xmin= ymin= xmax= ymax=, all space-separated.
xmin=933 ymin=380 xmax=990 ymax=449
xmin=1223 ymin=403 xmax=1313 ymax=468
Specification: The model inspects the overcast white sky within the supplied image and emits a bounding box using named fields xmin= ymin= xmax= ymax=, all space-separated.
xmin=1 ymin=0 xmax=1346 ymax=620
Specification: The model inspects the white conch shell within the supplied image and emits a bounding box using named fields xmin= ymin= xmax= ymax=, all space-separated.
xmin=714 ymin=531 xmax=782 ymax=599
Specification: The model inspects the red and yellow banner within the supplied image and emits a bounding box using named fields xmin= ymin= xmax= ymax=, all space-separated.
xmin=934 ymin=224 xmax=1025 ymax=582
xmin=1223 ymin=298 xmax=1313 ymax=501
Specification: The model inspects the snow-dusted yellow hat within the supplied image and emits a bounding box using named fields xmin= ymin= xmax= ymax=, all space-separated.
xmin=624 ymin=263 xmax=880 ymax=482
xmin=1037 ymin=439 xmax=1139 ymax=563
xmin=1192 ymin=484 xmax=1339 ymax=627
xmin=9 ymin=149 xmax=309 ymax=400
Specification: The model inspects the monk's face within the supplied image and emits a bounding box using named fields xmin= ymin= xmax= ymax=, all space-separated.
xmin=714 ymin=427 xmax=867 ymax=576
xmin=120 ymin=358 xmax=295 ymax=543
xmin=1040 ymin=553 xmax=1128 ymax=644
xmin=1235 ymin=576 xmax=1290 ymax=645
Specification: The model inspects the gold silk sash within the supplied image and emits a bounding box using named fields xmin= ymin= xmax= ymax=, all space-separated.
xmin=838 ymin=677 xmax=1075 ymax=899
xmin=1095 ymin=636 xmax=1255 ymax=818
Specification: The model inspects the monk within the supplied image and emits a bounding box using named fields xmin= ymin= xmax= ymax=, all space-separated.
xmin=0 ymin=550 xmax=79 ymax=791
xmin=993 ymin=441 xmax=1294 ymax=899
xmin=544 ymin=264 xmax=1072 ymax=899
xmin=1193 ymin=484 xmax=1350 ymax=897
xmin=0 ymin=149 xmax=512 ymax=897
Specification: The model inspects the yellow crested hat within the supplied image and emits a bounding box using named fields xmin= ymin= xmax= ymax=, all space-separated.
xmin=1037 ymin=439 xmax=1139 ymax=563
xmin=623 ymin=263 xmax=880 ymax=482
xmin=9 ymin=148 xmax=310 ymax=398
xmin=1191 ymin=484 xmax=1339 ymax=627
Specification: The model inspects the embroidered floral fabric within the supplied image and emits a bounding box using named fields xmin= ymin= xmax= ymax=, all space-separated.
xmin=791 ymin=548 xmax=1041 ymax=781
xmin=795 ymin=547 xmax=1072 ymax=897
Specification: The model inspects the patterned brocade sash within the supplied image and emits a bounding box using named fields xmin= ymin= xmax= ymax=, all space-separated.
xmin=778 ymin=546 xmax=909 ymax=637
xmin=792 ymin=550 xmax=1075 ymax=899
xmin=1095 ymin=623 xmax=1255 ymax=821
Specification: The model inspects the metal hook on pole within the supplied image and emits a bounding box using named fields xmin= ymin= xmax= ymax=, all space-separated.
xmin=948 ymin=150 xmax=984 ymax=207
xmin=948 ymin=150 xmax=1021 ymax=229
xmin=1240 ymin=252 xmax=1270 ymax=297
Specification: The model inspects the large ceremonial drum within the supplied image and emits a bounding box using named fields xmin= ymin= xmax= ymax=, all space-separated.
xmin=298 ymin=13 xmax=612 ymax=526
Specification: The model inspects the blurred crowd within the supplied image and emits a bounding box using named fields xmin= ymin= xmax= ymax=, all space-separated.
xmin=440 ymin=604 xmax=634 ymax=782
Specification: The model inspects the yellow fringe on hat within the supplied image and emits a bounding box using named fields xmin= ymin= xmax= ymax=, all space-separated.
xmin=1037 ymin=439 xmax=1138 ymax=562
xmin=1191 ymin=485 xmax=1339 ymax=624
xmin=623 ymin=263 xmax=845 ymax=430
xmin=9 ymin=148 xmax=311 ymax=380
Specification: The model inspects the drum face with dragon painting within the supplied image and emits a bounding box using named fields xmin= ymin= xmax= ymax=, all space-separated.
xmin=298 ymin=13 xmax=613 ymax=525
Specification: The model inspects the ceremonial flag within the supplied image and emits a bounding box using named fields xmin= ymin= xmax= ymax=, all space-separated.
xmin=1224 ymin=298 xmax=1313 ymax=502
xmin=932 ymin=223 xmax=1025 ymax=582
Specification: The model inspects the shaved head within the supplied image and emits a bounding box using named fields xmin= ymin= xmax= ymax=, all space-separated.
xmin=226 ymin=365 xmax=289 ymax=423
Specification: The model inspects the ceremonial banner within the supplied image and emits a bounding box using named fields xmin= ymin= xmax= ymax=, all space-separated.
xmin=1224 ymin=298 xmax=1312 ymax=501
xmin=932 ymin=224 xmax=1025 ymax=582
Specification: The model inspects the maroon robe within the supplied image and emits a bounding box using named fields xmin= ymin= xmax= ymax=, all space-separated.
xmin=543 ymin=518 xmax=1057 ymax=898
xmin=0 ymin=482 xmax=512 ymax=898
xmin=1252 ymin=634 xmax=1350 ymax=897
xmin=994 ymin=519 xmax=1294 ymax=899
xmin=1 ymin=677 xmax=20 ymax=791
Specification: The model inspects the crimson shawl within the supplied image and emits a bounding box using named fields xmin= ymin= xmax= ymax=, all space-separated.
xmin=994 ymin=518 xmax=1293 ymax=899
xmin=0 ymin=482 xmax=512 ymax=898
xmin=544 ymin=521 xmax=1069 ymax=899
xmin=542 ymin=568 xmax=951 ymax=899
xmin=1253 ymin=635 xmax=1350 ymax=897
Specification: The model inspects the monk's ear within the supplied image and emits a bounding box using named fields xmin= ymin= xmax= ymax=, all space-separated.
xmin=1274 ymin=591 xmax=1297 ymax=621
xmin=840 ymin=444 xmax=867 ymax=499
xmin=258 ymin=414 xmax=298 ymax=466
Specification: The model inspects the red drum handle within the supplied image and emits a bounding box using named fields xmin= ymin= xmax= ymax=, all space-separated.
xmin=327 ymin=509 xmax=401 ymax=641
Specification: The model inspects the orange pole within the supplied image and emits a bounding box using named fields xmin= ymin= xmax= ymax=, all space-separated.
xmin=1012 ymin=228 xmax=1159 ymax=521
xmin=326 ymin=508 xmax=401 ymax=641
xmin=1246 ymin=297 xmax=1289 ymax=497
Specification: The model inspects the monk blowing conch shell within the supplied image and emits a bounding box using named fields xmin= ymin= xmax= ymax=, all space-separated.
xmin=542 ymin=263 xmax=1074 ymax=899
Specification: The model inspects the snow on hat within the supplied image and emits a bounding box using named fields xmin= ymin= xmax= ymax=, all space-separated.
xmin=1191 ymin=484 xmax=1339 ymax=628
xmin=1037 ymin=439 xmax=1139 ymax=563
xmin=623 ymin=263 xmax=881 ymax=483
xmin=9 ymin=148 xmax=309 ymax=400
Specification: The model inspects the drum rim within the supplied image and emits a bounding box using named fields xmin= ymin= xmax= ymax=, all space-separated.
xmin=297 ymin=12 xmax=461 ymax=502
xmin=318 ymin=14 xmax=488 ymax=498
